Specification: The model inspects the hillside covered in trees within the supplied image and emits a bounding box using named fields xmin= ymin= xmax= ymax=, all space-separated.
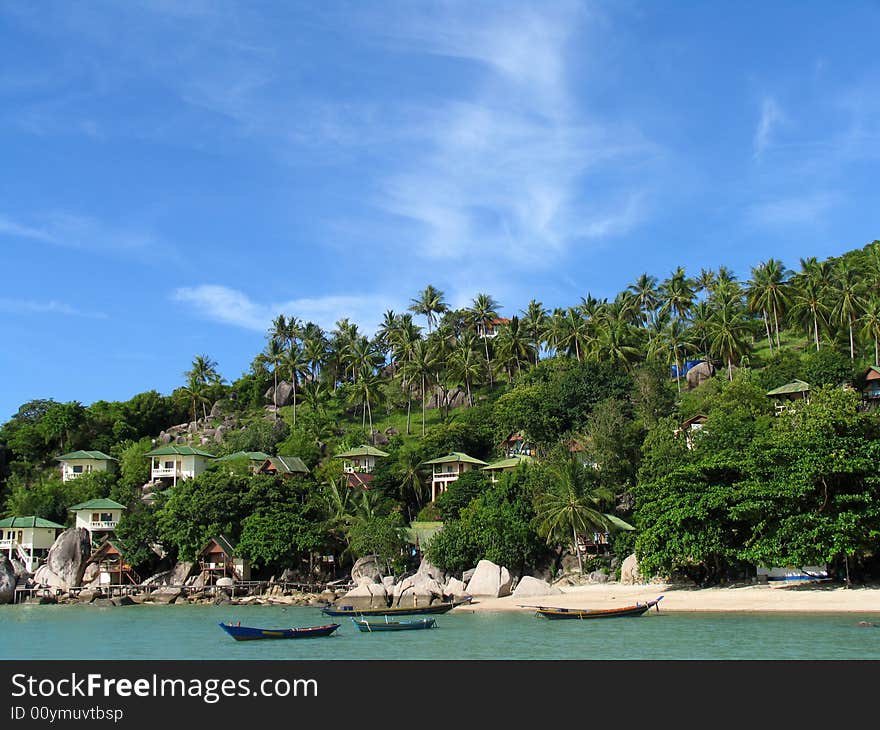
xmin=2 ymin=240 xmax=880 ymax=585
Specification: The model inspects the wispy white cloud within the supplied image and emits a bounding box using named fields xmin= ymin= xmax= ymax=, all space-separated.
xmin=0 ymin=212 xmax=175 ymax=259
xmin=173 ymin=285 xmax=399 ymax=336
xmin=746 ymin=192 xmax=837 ymax=227
xmin=0 ymin=297 xmax=108 ymax=319
xmin=753 ymin=96 xmax=785 ymax=159
xmin=366 ymin=3 xmax=652 ymax=270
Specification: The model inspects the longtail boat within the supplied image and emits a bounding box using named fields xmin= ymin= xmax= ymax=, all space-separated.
xmin=218 ymin=621 xmax=341 ymax=641
xmin=321 ymin=597 xmax=471 ymax=618
xmin=352 ymin=616 xmax=436 ymax=632
xmin=526 ymin=596 xmax=664 ymax=620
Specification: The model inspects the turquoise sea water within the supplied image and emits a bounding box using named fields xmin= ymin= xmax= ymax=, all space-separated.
xmin=2 ymin=604 xmax=880 ymax=660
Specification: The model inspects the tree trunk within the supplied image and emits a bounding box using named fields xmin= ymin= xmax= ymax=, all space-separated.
xmin=573 ymin=523 xmax=583 ymax=574
xmin=421 ymin=375 xmax=426 ymax=436
xmin=773 ymin=304 xmax=781 ymax=349
xmin=763 ymin=310 xmax=773 ymax=353
xmin=484 ymin=336 xmax=493 ymax=386
xmin=813 ymin=310 xmax=820 ymax=351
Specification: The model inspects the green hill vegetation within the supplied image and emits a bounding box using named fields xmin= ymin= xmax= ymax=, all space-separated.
xmin=2 ymin=240 xmax=880 ymax=585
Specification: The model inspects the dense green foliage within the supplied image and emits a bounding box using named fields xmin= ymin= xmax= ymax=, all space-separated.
xmin=4 ymin=241 xmax=880 ymax=584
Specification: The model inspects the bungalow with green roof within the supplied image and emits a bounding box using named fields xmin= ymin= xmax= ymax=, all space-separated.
xmin=68 ymin=498 xmax=126 ymax=539
xmin=217 ymin=451 xmax=273 ymax=474
xmin=482 ymin=454 xmax=532 ymax=484
xmin=55 ymin=450 xmax=117 ymax=483
xmin=422 ymin=452 xmax=488 ymax=502
xmin=145 ymin=444 xmax=216 ymax=486
xmin=0 ymin=516 xmax=64 ymax=573
xmin=766 ymin=379 xmax=810 ymax=414
xmin=257 ymin=455 xmax=310 ymax=477
xmin=334 ymin=445 xmax=389 ymax=489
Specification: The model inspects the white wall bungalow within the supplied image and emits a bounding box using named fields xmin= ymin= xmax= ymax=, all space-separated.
xmin=55 ymin=450 xmax=117 ymax=483
xmin=145 ymin=445 xmax=217 ymax=486
xmin=422 ymin=452 xmax=488 ymax=502
xmin=68 ymin=498 xmax=126 ymax=541
xmin=0 ymin=516 xmax=64 ymax=573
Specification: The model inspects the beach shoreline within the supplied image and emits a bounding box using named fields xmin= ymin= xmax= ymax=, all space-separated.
xmin=456 ymin=582 xmax=880 ymax=614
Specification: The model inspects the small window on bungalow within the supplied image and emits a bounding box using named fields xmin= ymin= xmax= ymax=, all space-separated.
xmin=72 ymin=465 xmax=83 ymax=474
xmin=164 ymin=461 xmax=175 ymax=470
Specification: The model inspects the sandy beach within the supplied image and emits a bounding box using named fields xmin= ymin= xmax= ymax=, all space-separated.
xmin=458 ymin=582 xmax=880 ymax=614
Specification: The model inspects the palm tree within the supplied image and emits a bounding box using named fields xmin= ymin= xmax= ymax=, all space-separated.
xmin=747 ymin=259 xmax=791 ymax=352
xmin=390 ymin=314 xmax=423 ymax=435
xmin=283 ymin=344 xmax=309 ymax=426
xmin=350 ymin=364 xmax=385 ymax=438
xmin=788 ymin=272 xmax=827 ymax=351
xmin=594 ymin=305 xmax=641 ymax=370
xmin=397 ymin=447 xmax=428 ymax=520
xmin=185 ymin=354 xmax=223 ymax=420
xmin=628 ymin=273 xmax=660 ymax=326
xmin=521 ymin=299 xmax=548 ymax=365
xmin=400 ymin=339 xmax=437 ymax=436
xmin=470 ymin=292 xmax=500 ymax=385
xmin=534 ymin=456 xmax=620 ymax=574
xmin=831 ymin=263 xmax=864 ymax=359
xmin=493 ymin=316 xmax=534 ymax=381
xmin=262 ymin=338 xmax=285 ymax=420
xmin=660 ymin=266 xmax=696 ymax=322
xmin=180 ymin=372 xmax=210 ymax=425
xmin=449 ymin=334 xmax=483 ymax=406
xmin=860 ymin=298 xmax=880 ymax=366
xmin=708 ymin=300 xmax=752 ymax=380
xmin=553 ymin=307 xmax=592 ymax=362
xmin=376 ymin=309 xmax=399 ymax=362
xmin=302 ymin=328 xmax=328 ymax=381
xmin=409 ymin=285 xmax=448 ymax=333
xmin=663 ymin=318 xmax=697 ymax=393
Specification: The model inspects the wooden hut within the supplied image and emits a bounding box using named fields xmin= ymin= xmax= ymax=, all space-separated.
xmin=86 ymin=539 xmax=140 ymax=586
xmin=197 ymin=536 xmax=250 ymax=584
xmin=766 ymin=380 xmax=810 ymax=414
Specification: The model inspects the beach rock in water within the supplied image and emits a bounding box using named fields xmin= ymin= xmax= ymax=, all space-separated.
xmin=32 ymin=528 xmax=92 ymax=590
xmin=619 ymin=554 xmax=643 ymax=585
xmin=511 ymin=576 xmax=562 ymax=598
xmin=351 ymin=555 xmax=383 ymax=584
xmin=443 ymin=577 xmax=470 ymax=601
xmin=0 ymin=554 xmax=16 ymax=604
xmin=336 ymin=581 xmax=388 ymax=610
xmin=391 ymin=573 xmax=444 ymax=608
xmin=465 ymin=560 xmax=512 ymax=598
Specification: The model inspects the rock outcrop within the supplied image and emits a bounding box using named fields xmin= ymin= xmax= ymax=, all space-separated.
xmin=351 ymin=555 xmax=383 ymax=584
xmin=32 ymin=528 xmax=92 ymax=590
xmin=336 ymin=581 xmax=388 ymax=610
xmin=619 ymin=554 xmax=643 ymax=585
xmin=511 ymin=576 xmax=562 ymax=598
xmin=265 ymin=381 xmax=294 ymax=407
xmin=465 ymin=560 xmax=512 ymax=598
xmin=0 ymin=554 xmax=16 ymax=604
xmin=686 ymin=361 xmax=715 ymax=389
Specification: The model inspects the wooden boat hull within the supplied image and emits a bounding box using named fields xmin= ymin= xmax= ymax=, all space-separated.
xmin=353 ymin=617 xmax=436 ymax=632
xmin=218 ymin=622 xmax=340 ymax=641
xmin=531 ymin=596 xmax=664 ymax=620
xmin=322 ymin=598 xmax=469 ymax=618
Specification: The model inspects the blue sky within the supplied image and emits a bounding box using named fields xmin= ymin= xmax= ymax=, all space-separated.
xmin=1 ymin=1 xmax=879 ymax=421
